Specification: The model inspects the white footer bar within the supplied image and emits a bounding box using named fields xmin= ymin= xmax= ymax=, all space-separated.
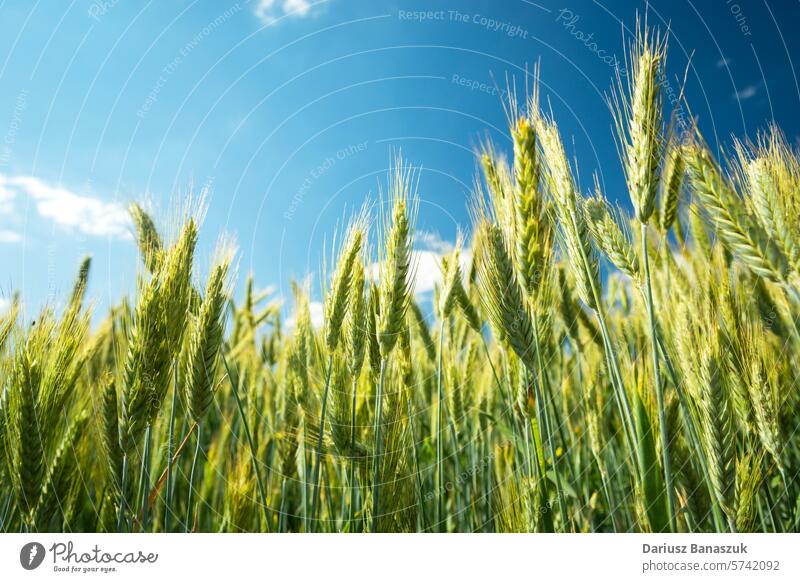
xmin=1 ymin=533 xmax=797 ymax=581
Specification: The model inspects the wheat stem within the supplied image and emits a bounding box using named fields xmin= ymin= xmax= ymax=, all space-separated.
xmin=0 ymin=494 xmax=12 ymax=532
xmin=641 ymin=224 xmax=676 ymax=532
xmin=435 ymin=324 xmax=444 ymax=532
xmin=310 ymin=354 xmax=334 ymax=530
xmin=222 ymin=352 xmax=272 ymax=532
xmin=573 ymin=211 xmax=641 ymax=482
xmin=348 ymin=376 xmax=359 ymax=529
xmin=481 ymin=340 xmax=525 ymax=498
xmin=405 ymin=387 xmax=429 ymax=532
xmin=530 ymin=313 xmax=569 ymax=530
xmin=655 ymin=333 xmax=727 ymax=530
xmin=139 ymin=424 xmax=152 ymax=532
xmin=185 ymin=423 xmax=202 ymax=533
xmin=116 ymin=454 xmax=128 ymax=532
xmin=370 ymin=358 xmax=387 ymax=532
xmin=278 ymin=478 xmax=288 ymax=532
xmin=164 ymin=371 xmax=178 ymax=532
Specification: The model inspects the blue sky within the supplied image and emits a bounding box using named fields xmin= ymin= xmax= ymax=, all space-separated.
xmin=1 ymin=0 xmax=799 ymax=320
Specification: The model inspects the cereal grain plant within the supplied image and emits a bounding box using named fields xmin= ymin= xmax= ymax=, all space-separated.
xmin=2 ymin=25 xmax=800 ymax=533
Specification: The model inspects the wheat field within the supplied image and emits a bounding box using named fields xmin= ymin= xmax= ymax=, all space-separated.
xmin=1 ymin=26 xmax=800 ymax=534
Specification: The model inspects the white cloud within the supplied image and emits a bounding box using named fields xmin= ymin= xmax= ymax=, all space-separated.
xmin=284 ymin=299 xmax=324 ymax=329
xmin=0 ymin=173 xmax=131 ymax=239
xmin=734 ymin=83 xmax=760 ymax=101
xmin=410 ymin=249 xmax=443 ymax=295
xmin=0 ymin=229 xmax=22 ymax=243
xmin=368 ymin=231 xmax=471 ymax=298
xmin=0 ymin=184 xmax=15 ymax=214
xmin=284 ymin=0 xmax=312 ymax=17
xmin=308 ymin=300 xmax=324 ymax=328
xmin=255 ymin=0 xmax=315 ymax=25
xmin=415 ymin=230 xmax=454 ymax=254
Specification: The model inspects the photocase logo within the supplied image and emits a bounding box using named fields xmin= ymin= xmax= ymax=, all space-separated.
xmin=20 ymin=542 xmax=46 ymax=570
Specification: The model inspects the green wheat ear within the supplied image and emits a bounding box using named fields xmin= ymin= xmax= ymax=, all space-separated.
xmin=34 ymin=412 xmax=88 ymax=528
xmin=123 ymin=217 xmax=198 ymax=445
xmin=120 ymin=273 xmax=166 ymax=453
xmin=511 ymin=114 xmax=549 ymax=297
xmin=687 ymin=201 xmax=712 ymax=258
xmin=9 ymin=348 xmax=44 ymax=523
xmin=130 ymin=203 xmax=164 ymax=273
xmin=480 ymin=151 xmax=504 ymax=203
xmin=556 ymin=266 xmax=600 ymax=347
xmin=584 ymin=191 xmax=640 ymax=283
xmin=366 ymin=282 xmax=382 ymax=380
xmin=287 ymin=282 xmax=313 ymax=401
xmin=700 ymin=346 xmax=736 ymax=523
xmin=658 ymin=141 xmax=685 ymax=232
xmin=685 ymin=142 xmax=788 ymax=283
xmin=324 ymin=219 xmax=364 ymax=353
xmin=453 ymin=273 xmax=482 ymax=335
xmin=0 ymin=300 xmax=17 ymax=352
xmin=68 ymin=256 xmax=91 ymax=313
xmin=738 ymin=127 xmax=800 ymax=277
xmin=377 ymin=160 xmax=416 ymax=358
xmin=474 ymin=218 xmax=536 ymax=371
xmin=344 ymin=257 xmax=368 ymax=376
xmin=734 ymin=452 xmax=764 ymax=533
xmin=159 ymin=219 xmax=198 ymax=356
xmin=185 ymin=259 xmax=230 ymax=423
xmin=438 ymin=238 xmax=464 ymax=320
xmin=99 ymin=375 xmax=123 ymax=492
xmin=746 ymin=351 xmax=783 ymax=472
xmin=537 ymin=114 xmax=600 ymax=309
xmin=611 ymin=22 xmax=667 ymax=224
xmin=408 ymin=299 xmax=436 ymax=362
xmin=326 ymin=356 xmax=353 ymax=454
